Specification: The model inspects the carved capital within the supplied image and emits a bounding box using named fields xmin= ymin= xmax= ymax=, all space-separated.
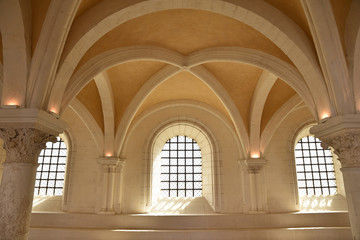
xmin=321 ymin=132 xmax=360 ymax=168
xmin=0 ymin=128 xmax=56 ymax=164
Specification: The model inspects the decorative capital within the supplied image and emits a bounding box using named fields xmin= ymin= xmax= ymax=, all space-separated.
xmin=310 ymin=115 xmax=360 ymax=168
xmin=0 ymin=128 xmax=56 ymax=164
xmin=238 ymin=158 xmax=267 ymax=174
xmin=321 ymin=132 xmax=360 ymax=168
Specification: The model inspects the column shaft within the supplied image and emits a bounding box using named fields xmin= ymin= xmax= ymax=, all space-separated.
xmin=341 ymin=167 xmax=360 ymax=238
xmin=107 ymin=169 xmax=116 ymax=212
xmin=0 ymin=128 xmax=56 ymax=240
xmin=0 ymin=163 xmax=37 ymax=240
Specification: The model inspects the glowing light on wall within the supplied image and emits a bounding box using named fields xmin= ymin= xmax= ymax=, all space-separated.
xmin=48 ymin=108 xmax=60 ymax=119
xmin=3 ymin=101 xmax=20 ymax=108
xmin=251 ymin=153 xmax=260 ymax=159
xmin=106 ymin=153 xmax=113 ymax=157
xmin=7 ymin=102 xmax=18 ymax=106
xmin=49 ymin=108 xmax=58 ymax=115
xmin=321 ymin=113 xmax=329 ymax=120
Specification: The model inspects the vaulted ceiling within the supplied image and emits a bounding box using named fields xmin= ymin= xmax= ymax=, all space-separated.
xmin=0 ymin=0 xmax=357 ymax=157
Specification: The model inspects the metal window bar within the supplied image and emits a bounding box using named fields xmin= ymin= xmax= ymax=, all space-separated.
xmin=295 ymin=136 xmax=337 ymax=196
xmin=34 ymin=137 xmax=67 ymax=196
xmin=160 ymin=135 xmax=202 ymax=197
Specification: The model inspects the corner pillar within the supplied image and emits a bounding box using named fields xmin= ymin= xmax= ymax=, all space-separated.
xmin=311 ymin=115 xmax=360 ymax=239
xmin=0 ymin=128 xmax=56 ymax=240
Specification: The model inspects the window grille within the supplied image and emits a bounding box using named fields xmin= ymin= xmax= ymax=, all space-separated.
xmin=295 ymin=136 xmax=337 ymax=196
xmin=160 ymin=135 xmax=202 ymax=197
xmin=34 ymin=137 xmax=67 ymax=195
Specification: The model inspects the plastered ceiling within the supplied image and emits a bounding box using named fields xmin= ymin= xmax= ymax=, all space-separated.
xmin=31 ymin=0 xmax=51 ymax=55
xmin=24 ymin=0 xmax=353 ymax=141
xmin=75 ymin=9 xmax=292 ymax=71
xmin=73 ymin=7 xmax=302 ymax=136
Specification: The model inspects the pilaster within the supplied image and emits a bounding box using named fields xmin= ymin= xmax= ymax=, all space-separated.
xmin=97 ymin=157 xmax=125 ymax=214
xmin=239 ymin=158 xmax=268 ymax=213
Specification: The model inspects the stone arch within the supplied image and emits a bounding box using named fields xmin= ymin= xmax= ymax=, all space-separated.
xmin=61 ymin=47 xmax=184 ymax=111
xmin=111 ymin=64 xmax=249 ymax=157
xmin=260 ymin=95 xmax=303 ymax=154
xmin=69 ymin=98 xmax=104 ymax=153
xmin=50 ymin=0 xmax=330 ymax=119
xmin=0 ymin=63 xmax=3 ymax=101
xmin=59 ymin=46 xmax=317 ymax=158
xmin=352 ymin=28 xmax=360 ymax=112
xmin=345 ymin=0 xmax=360 ymax=112
xmin=27 ymin=0 xmax=80 ymax=110
xmin=0 ymin=0 xmax=31 ymax=107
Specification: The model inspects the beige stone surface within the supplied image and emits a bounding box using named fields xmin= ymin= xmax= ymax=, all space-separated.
xmin=76 ymin=80 xmax=104 ymax=132
xmin=0 ymin=0 xmax=359 ymax=239
xmin=31 ymin=0 xmax=51 ymax=55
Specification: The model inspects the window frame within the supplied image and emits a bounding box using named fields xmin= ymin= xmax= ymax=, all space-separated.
xmin=35 ymin=136 xmax=68 ymax=196
xmin=160 ymin=135 xmax=203 ymax=198
xmin=294 ymin=135 xmax=337 ymax=196
xmin=144 ymin=120 xmax=222 ymax=213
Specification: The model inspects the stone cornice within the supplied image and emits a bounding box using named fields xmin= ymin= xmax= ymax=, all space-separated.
xmin=310 ymin=115 xmax=360 ymax=168
xmin=310 ymin=114 xmax=360 ymax=138
xmin=238 ymin=158 xmax=267 ymax=174
xmin=98 ymin=157 xmax=126 ymax=173
xmin=0 ymin=108 xmax=67 ymax=136
xmin=98 ymin=157 xmax=121 ymax=166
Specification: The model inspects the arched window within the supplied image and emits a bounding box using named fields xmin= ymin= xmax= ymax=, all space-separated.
xmin=295 ymin=135 xmax=337 ymax=196
xmin=160 ymin=135 xmax=202 ymax=198
xmin=34 ymin=137 xmax=67 ymax=196
xmin=147 ymin=120 xmax=221 ymax=213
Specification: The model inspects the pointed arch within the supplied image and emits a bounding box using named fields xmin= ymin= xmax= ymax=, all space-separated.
xmin=249 ymin=71 xmax=277 ymax=157
xmin=60 ymin=46 xmax=316 ymax=119
xmin=0 ymin=0 xmax=31 ymax=106
xmin=260 ymin=95 xmax=303 ymax=154
xmin=94 ymin=72 xmax=115 ymax=156
xmin=69 ymin=98 xmax=104 ymax=153
xmin=113 ymin=64 xmax=250 ymax=157
xmin=50 ymin=0 xmax=330 ymax=119
xmin=60 ymin=47 xmax=184 ymax=111
xmin=59 ymin=45 xmax=318 ymax=157
xmin=27 ymin=0 xmax=80 ymax=110
xmin=345 ymin=0 xmax=360 ymax=112
xmin=188 ymin=47 xmax=317 ymax=118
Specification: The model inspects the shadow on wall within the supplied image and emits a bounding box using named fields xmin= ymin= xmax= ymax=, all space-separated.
xmin=32 ymin=195 xmax=63 ymax=212
xmin=299 ymin=195 xmax=348 ymax=212
xmin=150 ymin=196 xmax=214 ymax=214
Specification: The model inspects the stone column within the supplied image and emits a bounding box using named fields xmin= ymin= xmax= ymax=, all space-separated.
xmin=0 ymin=128 xmax=56 ymax=240
xmin=239 ymin=158 xmax=267 ymax=213
xmin=97 ymin=158 xmax=125 ymax=214
xmin=311 ymin=115 xmax=360 ymax=239
xmin=319 ymin=132 xmax=360 ymax=239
